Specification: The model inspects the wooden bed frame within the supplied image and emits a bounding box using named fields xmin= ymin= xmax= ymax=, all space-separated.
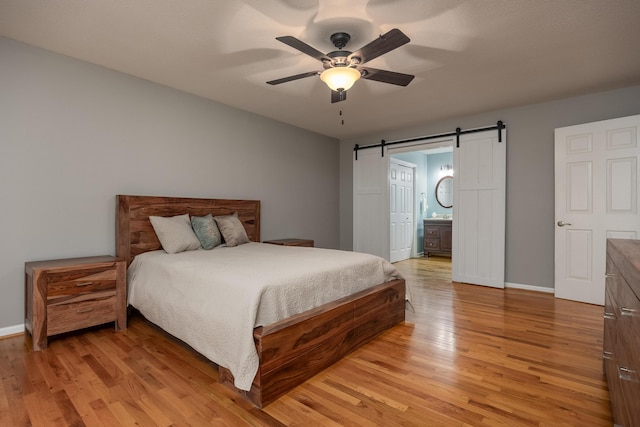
xmin=116 ymin=195 xmax=406 ymax=408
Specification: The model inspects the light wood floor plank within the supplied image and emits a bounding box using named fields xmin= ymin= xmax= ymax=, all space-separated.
xmin=0 ymin=257 xmax=612 ymax=426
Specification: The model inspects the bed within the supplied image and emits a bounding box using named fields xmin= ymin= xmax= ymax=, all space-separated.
xmin=116 ymin=195 xmax=406 ymax=408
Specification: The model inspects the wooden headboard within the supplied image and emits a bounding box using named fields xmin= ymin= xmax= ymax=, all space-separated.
xmin=116 ymin=195 xmax=261 ymax=266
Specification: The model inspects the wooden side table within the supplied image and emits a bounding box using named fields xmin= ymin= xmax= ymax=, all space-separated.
xmin=263 ymin=238 xmax=314 ymax=248
xmin=24 ymin=255 xmax=126 ymax=351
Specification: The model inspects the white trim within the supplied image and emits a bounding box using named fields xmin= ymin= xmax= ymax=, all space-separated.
xmin=389 ymin=157 xmax=416 ymax=169
xmin=387 ymin=137 xmax=455 ymax=154
xmin=505 ymin=282 xmax=554 ymax=293
xmin=0 ymin=323 xmax=24 ymax=337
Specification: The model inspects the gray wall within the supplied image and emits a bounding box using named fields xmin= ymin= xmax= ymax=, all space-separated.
xmin=340 ymin=85 xmax=640 ymax=289
xmin=0 ymin=37 xmax=339 ymax=329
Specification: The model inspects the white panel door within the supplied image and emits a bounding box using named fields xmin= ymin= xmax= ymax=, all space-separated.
xmin=390 ymin=159 xmax=415 ymax=263
xmin=354 ymin=147 xmax=390 ymax=259
xmin=554 ymin=114 xmax=640 ymax=305
xmin=452 ymin=130 xmax=506 ymax=288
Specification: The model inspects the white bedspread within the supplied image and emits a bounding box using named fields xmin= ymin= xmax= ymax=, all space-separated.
xmin=127 ymin=242 xmax=402 ymax=391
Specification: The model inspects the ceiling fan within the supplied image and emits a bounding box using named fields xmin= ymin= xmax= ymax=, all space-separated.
xmin=267 ymin=28 xmax=415 ymax=103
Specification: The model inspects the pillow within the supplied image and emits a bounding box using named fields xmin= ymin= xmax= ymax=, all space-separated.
xmin=191 ymin=214 xmax=222 ymax=250
xmin=214 ymin=212 xmax=250 ymax=247
xmin=149 ymin=214 xmax=202 ymax=254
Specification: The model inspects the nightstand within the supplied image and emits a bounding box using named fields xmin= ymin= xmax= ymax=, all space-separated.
xmin=24 ymin=255 xmax=126 ymax=351
xmin=263 ymin=238 xmax=314 ymax=248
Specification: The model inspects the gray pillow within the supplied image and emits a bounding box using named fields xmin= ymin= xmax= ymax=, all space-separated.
xmin=214 ymin=212 xmax=250 ymax=247
xmin=191 ymin=214 xmax=222 ymax=250
xmin=149 ymin=214 xmax=202 ymax=254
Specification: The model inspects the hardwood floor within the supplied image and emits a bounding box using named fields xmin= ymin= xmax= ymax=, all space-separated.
xmin=1 ymin=257 xmax=612 ymax=426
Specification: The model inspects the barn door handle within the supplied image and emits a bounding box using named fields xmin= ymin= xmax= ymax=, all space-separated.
xmin=557 ymin=221 xmax=572 ymax=227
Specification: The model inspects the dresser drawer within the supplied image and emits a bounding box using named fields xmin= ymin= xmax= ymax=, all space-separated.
xmin=617 ymin=279 xmax=640 ymax=339
xmin=615 ymin=341 xmax=640 ymax=426
xmin=47 ymin=295 xmax=117 ymax=336
xmin=615 ymin=292 xmax=639 ymax=372
xmin=603 ymin=285 xmax=617 ymax=357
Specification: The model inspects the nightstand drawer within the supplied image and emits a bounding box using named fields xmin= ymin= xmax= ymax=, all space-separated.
xmin=47 ymin=295 xmax=117 ymax=336
xmin=47 ymin=266 xmax=117 ymax=293
xmin=47 ymin=269 xmax=117 ymax=303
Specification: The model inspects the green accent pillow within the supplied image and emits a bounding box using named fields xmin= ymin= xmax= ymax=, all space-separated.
xmin=191 ymin=214 xmax=223 ymax=250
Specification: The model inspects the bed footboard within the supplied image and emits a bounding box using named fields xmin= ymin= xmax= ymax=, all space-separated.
xmin=219 ymin=278 xmax=406 ymax=408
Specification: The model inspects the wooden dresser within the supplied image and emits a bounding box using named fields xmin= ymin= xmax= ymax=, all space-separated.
xmin=25 ymin=255 xmax=127 ymax=351
xmin=604 ymin=239 xmax=640 ymax=426
xmin=423 ymin=219 xmax=452 ymax=257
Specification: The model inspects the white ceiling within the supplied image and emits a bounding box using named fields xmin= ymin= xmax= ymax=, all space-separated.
xmin=2 ymin=0 xmax=640 ymax=139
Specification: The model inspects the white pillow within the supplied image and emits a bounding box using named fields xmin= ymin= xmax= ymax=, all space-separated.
xmin=149 ymin=214 xmax=202 ymax=254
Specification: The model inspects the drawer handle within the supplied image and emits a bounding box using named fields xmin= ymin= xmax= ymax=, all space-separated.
xmin=75 ymin=282 xmax=93 ymax=287
xmin=620 ymin=307 xmax=636 ymax=317
xmin=603 ymin=350 xmax=614 ymax=360
xmin=76 ymin=307 xmax=94 ymax=314
xmin=618 ymin=366 xmax=637 ymax=382
xmin=604 ymin=312 xmax=615 ymax=320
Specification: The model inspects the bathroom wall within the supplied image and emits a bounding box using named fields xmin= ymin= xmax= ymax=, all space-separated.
xmin=426 ymin=152 xmax=454 ymax=218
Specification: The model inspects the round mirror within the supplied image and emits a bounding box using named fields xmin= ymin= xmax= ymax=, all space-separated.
xmin=435 ymin=176 xmax=453 ymax=208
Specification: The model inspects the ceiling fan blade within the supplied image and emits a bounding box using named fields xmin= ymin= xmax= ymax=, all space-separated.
xmin=331 ymin=90 xmax=347 ymax=103
xmin=360 ymin=67 xmax=414 ymax=86
xmin=267 ymin=71 xmax=319 ymax=85
xmin=349 ymin=29 xmax=410 ymax=64
xmin=276 ymin=36 xmax=332 ymax=62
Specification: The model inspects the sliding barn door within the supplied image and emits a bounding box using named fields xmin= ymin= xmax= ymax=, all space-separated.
xmin=452 ymin=130 xmax=506 ymax=288
xmin=354 ymin=147 xmax=390 ymax=259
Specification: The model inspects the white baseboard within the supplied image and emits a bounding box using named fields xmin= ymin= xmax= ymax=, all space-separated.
xmin=0 ymin=323 xmax=24 ymax=338
xmin=505 ymin=282 xmax=554 ymax=294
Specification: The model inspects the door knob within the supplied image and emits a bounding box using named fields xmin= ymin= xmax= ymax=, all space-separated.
xmin=557 ymin=221 xmax=572 ymax=227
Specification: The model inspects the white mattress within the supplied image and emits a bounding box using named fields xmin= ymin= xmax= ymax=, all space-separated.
xmin=127 ymin=242 xmax=402 ymax=391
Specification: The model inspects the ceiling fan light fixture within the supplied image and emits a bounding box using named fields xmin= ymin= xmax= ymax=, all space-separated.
xmin=320 ymin=66 xmax=361 ymax=92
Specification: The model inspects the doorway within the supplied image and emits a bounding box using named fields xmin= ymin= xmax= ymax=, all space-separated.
xmin=390 ymin=143 xmax=453 ymax=262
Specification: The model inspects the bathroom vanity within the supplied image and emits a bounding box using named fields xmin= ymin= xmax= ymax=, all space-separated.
xmin=423 ymin=219 xmax=452 ymax=257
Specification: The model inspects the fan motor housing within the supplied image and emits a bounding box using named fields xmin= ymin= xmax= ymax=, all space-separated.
xmin=330 ymin=32 xmax=351 ymax=49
